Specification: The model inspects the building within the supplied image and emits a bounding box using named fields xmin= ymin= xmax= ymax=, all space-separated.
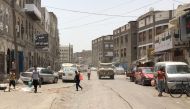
xmin=154 ymin=4 xmax=190 ymax=64
xmin=59 ymin=45 xmax=73 ymax=63
xmin=73 ymin=50 xmax=92 ymax=65
xmin=113 ymin=21 xmax=137 ymax=70
xmin=92 ymin=35 xmax=114 ymax=67
xmin=0 ymin=0 xmax=60 ymax=80
xmin=137 ymin=10 xmax=173 ymax=66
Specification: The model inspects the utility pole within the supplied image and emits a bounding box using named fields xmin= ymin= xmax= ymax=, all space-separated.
xmin=12 ymin=0 xmax=19 ymax=79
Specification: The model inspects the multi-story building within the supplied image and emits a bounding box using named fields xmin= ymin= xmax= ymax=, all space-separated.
xmin=0 ymin=0 xmax=60 ymax=80
xmin=59 ymin=45 xmax=73 ymax=63
xmin=154 ymin=4 xmax=190 ymax=64
xmin=73 ymin=50 xmax=92 ymax=65
xmin=113 ymin=21 xmax=137 ymax=70
xmin=137 ymin=10 xmax=173 ymax=65
xmin=92 ymin=35 xmax=114 ymax=67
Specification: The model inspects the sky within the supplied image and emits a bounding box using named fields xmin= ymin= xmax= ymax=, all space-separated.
xmin=41 ymin=0 xmax=189 ymax=52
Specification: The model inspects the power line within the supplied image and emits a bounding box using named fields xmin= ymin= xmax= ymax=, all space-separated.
xmin=171 ymin=0 xmax=184 ymax=4
xmin=62 ymin=0 xmax=162 ymax=30
xmin=46 ymin=6 xmax=137 ymax=18
xmin=63 ymin=0 xmax=136 ymax=24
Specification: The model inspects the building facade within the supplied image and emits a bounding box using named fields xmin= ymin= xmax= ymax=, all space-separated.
xmin=92 ymin=35 xmax=114 ymax=67
xmin=113 ymin=21 xmax=137 ymax=70
xmin=154 ymin=3 xmax=190 ymax=64
xmin=137 ymin=10 xmax=173 ymax=65
xmin=73 ymin=50 xmax=92 ymax=65
xmin=0 ymin=0 xmax=60 ymax=80
xmin=59 ymin=45 xmax=73 ymax=64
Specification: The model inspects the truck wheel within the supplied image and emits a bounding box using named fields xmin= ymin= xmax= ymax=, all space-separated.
xmin=111 ymin=75 xmax=114 ymax=79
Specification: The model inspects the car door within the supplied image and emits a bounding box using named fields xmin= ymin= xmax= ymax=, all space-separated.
xmin=40 ymin=69 xmax=54 ymax=83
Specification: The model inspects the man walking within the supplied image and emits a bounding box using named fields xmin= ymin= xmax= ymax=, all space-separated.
xmin=74 ymin=71 xmax=83 ymax=91
xmin=87 ymin=68 xmax=91 ymax=80
xmin=157 ymin=67 xmax=165 ymax=97
xmin=8 ymin=69 xmax=16 ymax=92
xmin=32 ymin=66 xmax=40 ymax=93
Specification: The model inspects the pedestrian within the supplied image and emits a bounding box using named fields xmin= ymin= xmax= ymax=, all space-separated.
xmin=74 ymin=71 xmax=83 ymax=91
xmin=8 ymin=69 xmax=16 ymax=92
xmin=31 ymin=65 xmax=40 ymax=93
xmin=157 ymin=67 xmax=165 ymax=97
xmin=87 ymin=68 xmax=91 ymax=80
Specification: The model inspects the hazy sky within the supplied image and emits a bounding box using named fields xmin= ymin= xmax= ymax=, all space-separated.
xmin=41 ymin=0 xmax=189 ymax=52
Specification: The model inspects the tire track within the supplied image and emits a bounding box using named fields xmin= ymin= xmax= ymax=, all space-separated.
xmin=102 ymin=83 xmax=134 ymax=109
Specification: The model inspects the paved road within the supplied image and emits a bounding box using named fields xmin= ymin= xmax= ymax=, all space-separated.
xmin=52 ymin=71 xmax=190 ymax=109
xmin=0 ymin=80 xmax=74 ymax=109
xmin=0 ymin=71 xmax=190 ymax=109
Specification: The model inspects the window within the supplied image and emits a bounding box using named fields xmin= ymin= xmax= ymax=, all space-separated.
xmin=186 ymin=15 xmax=190 ymax=34
xmin=149 ymin=29 xmax=152 ymax=40
xmin=110 ymin=44 xmax=113 ymax=48
xmin=125 ymin=35 xmax=128 ymax=43
xmin=120 ymin=36 xmax=123 ymax=45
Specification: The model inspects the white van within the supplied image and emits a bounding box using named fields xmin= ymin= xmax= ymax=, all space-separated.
xmin=154 ymin=62 xmax=190 ymax=91
xmin=62 ymin=65 xmax=78 ymax=81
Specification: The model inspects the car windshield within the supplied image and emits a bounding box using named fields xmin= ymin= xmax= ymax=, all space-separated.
xmin=142 ymin=68 xmax=153 ymax=74
xmin=100 ymin=64 xmax=113 ymax=68
xmin=167 ymin=65 xmax=190 ymax=74
xmin=26 ymin=67 xmax=42 ymax=72
xmin=63 ymin=67 xmax=77 ymax=73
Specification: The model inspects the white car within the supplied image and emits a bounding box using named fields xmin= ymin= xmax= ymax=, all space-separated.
xmin=114 ymin=67 xmax=125 ymax=75
xmin=20 ymin=67 xmax=59 ymax=84
xmin=62 ymin=66 xmax=78 ymax=82
xmin=91 ymin=67 xmax=97 ymax=71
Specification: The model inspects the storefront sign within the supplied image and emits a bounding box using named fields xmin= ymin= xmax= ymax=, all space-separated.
xmin=155 ymin=31 xmax=173 ymax=52
xmin=35 ymin=34 xmax=49 ymax=48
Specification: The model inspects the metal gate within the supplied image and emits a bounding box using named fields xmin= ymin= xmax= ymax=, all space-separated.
xmin=0 ymin=52 xmax=5 ymax=81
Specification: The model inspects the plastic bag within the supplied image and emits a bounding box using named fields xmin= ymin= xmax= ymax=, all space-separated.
xmin=79 ymin=74 xmax=83 ymax=80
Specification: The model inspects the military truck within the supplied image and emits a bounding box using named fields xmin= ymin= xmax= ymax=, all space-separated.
xmin=97 ymin=63 xmax=115 ymax=79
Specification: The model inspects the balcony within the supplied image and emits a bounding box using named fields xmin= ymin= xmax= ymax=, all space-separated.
xmin=25 ymin=4 xmax=41 ymax=20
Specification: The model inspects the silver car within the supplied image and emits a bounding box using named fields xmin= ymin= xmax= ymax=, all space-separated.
xmin=20 ymin=67 xmax=59 ymax=84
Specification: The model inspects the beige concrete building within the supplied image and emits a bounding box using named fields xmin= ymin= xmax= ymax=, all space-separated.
xmin=0 ymin=0 xmax=60 ymax=80
xmin=137 ymin=10 xmax=173 ymax=65
xmin=92 ymin=35 xmax=114 ymax=67
xmin=113 ymin=21 xmax=137 ymax=70
xmin=154 ymin=3 xmax=190 ymax=64
xmin=59 ymin=45 xmax=73 ymax=63
xmin=73 ymin=50 xmax=92 ymax=65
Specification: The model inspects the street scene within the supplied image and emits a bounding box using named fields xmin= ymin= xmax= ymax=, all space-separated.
xmin=1 ymin=72 xmax=190 ymax=109
xmin=1 ymin=0 xmax=190 ymax=109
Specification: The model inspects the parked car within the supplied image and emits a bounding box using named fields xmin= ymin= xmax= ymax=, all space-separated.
xmin=154 ymin=62 xmax=190 ymax=92
xmin=20 ymin=67 xmax=59 ymax=84
xmin=91 ymin=67 xmax=97 ymax=71
xmin=134 ymin=67 xmax=154 ymax=86
xmin=62 ymin=66 xmax=78 ymax=82
xmin=114 ymin=67 xmax=125 ymax=75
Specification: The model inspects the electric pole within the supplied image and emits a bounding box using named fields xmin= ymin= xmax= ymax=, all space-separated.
xmin=12 ymin=0 xmax=19 ymax=79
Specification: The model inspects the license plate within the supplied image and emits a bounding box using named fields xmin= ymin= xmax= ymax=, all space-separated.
xmin=68 ymin=74 xmax=72 ymax=76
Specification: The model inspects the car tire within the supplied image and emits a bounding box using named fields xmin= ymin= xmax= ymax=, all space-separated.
xmin=141 ymin=78 xmax=146 ymax=86
xmin=99 ymin=75 xmax=101 ymax=79
xmin=54 ymin=77 xmax=58 ymax=83
xmin=135 ymin=78 xmax=138 ymax=84
xmin=40 ymin=78 xmax=44 ymax=84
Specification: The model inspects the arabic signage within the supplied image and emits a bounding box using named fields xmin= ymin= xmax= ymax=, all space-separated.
xmin=35 ymin=34 xmax=49 ymax=48
xmin=155 ymin=30 xmax=173 ymax=52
